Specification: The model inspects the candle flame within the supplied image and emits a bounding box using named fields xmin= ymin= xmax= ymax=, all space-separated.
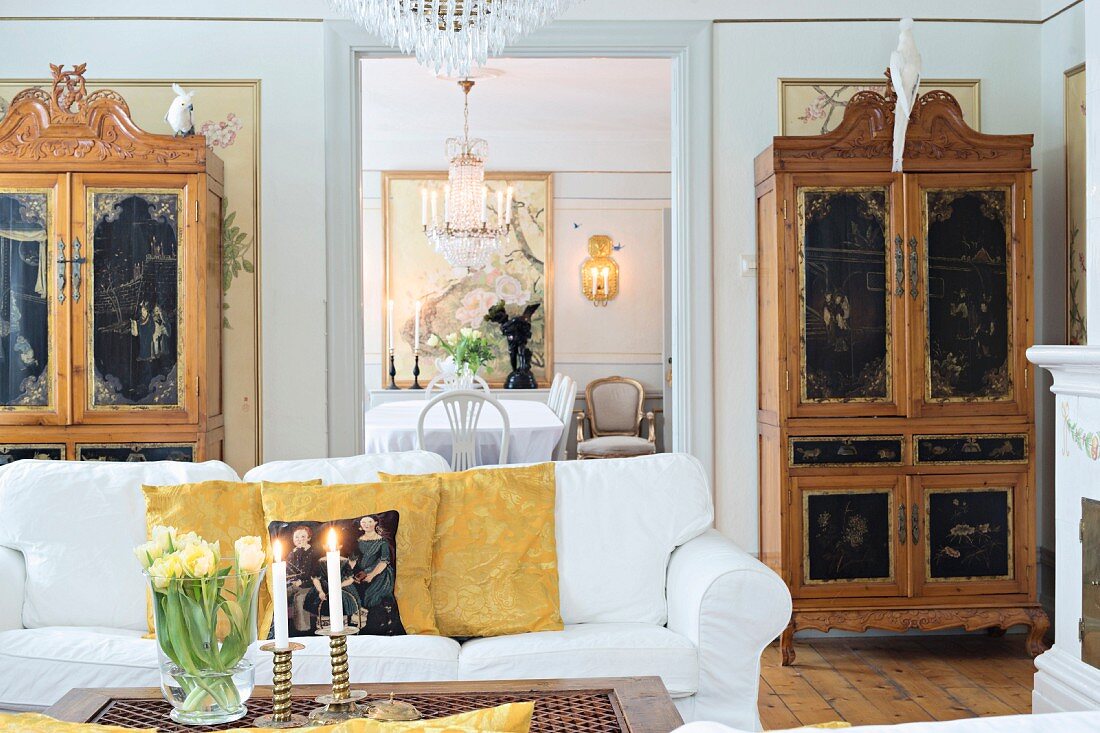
xmin=273 ymin=539 xmax=283 ymax=563
xmin=327 ymin=527 xmax=338 ymax=553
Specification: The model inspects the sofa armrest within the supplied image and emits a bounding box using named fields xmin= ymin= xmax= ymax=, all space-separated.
xmin=667 ymin=530 xmax=792 ymax=730
xmin=0 ymin=546 xmax=25 ymax=631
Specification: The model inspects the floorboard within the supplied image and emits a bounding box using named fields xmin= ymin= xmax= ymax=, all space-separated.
xmin=759 ymin=635 xmax=1036 ymax=730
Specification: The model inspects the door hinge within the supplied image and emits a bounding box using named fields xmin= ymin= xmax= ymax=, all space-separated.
xmin=787 ymin=487 xmax=792 ymax=505
xmin=195 ymin=200 xmax=200 ymax=222
xmin=1082 ymin=517 xmax=1087 ymax=542
xmin=1081 ymin=618 xmax=1086 ymax=642
xmin=783 ymin=199 xmax=788 ymax=222
xmin=1023 ymin=198 xmax=1027 ymax=220
xmin=785 ymin=369 xmax=790 ymax=392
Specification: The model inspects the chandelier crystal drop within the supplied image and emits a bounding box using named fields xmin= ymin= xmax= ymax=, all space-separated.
xmin=422 ymin=79 xmax=512 ymax=271
xmin=331 ymin=0 xmax=573 ymax=76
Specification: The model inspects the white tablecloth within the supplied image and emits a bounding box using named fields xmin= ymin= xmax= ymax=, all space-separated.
xmin=363 ymin=398 xmax=564 ymax=466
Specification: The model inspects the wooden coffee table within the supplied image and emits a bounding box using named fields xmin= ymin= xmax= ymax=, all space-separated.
xmin=46 ymin=677 xmax=683 ymax=732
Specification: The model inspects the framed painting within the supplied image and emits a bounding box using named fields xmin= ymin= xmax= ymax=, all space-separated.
xmin=0 ymin=79 xmax=262 ymax=473
xmin=382 ymin=172 xmax=552 ymax=388
xmin=779 ymin=78 xmax=981 ymax=136
xmin=1067 ymin=63 xmax=1087 ymax=345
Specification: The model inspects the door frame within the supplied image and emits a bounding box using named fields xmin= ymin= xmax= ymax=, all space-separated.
xmin=322 ymin=21 xmax=715 ymax=482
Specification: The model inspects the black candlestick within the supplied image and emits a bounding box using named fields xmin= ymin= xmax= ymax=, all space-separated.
xmin=387 ymin=349 xmax=400 ymax=390
xmin=410 ymin=352 xmax=423 ymax=389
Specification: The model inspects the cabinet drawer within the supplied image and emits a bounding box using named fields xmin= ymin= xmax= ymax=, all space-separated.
xmin=914 ymin=434 xmax=1028 ymax=465
xmin=75 ymin=442 xmax=194 ymax=462
xmin=0 ymin=443 xmax=66 ymax=463
xmin=789 ymin=436 xmax=904 ymax=467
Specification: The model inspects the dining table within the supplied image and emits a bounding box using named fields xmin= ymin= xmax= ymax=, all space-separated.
xmin=363 ymin=397 xmax=565 ymax=465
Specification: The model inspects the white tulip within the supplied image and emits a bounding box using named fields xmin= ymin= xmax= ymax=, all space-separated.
xmin=234 ymin=536 xmax=266 ymax=574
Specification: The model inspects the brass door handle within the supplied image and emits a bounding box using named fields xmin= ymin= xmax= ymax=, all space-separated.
xmin=56 ymin=238 xmax=66 ymax=303
xmin=898 ymin=503 xmax=907 ymax=545
xmin=908 ymin=236 xmax=919 ymax=300
xmin=70 ymin=237 xmax=86 ymax=303
xmin=911 ymin=504 xmax=920 ymax=545
xmin=893 ymin=234 xmax=905 ymax=296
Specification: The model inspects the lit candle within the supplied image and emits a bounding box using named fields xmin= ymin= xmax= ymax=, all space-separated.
xmin=496 ymin=190 xmax=504 ymax=227
xmin=602 ymin=267 xmax=610 ymax=297
xmin=272 ymin=539 xmax=289 ymax=649
xmin=590 ymin=267 xmax=599 ymax=297
xmin=481 ymin=185 xmax=488 ymax=223
xmin=430 ymin=189 xmax=438 ymax=227
xmin=504 ymin=186 xmax=513 ymax=224
xmin=420 ymin=186 xmax=428 ymax=227
xmin=387 ymin=299 xmax=394 ymax=352
xmin=413 ymin=300 xmax=422 ymax=348
xmin=325 ymin=528 xmax=344 ymax=632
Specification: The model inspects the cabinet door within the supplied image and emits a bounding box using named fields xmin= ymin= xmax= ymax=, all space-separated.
xmin=75 ymin=442 xmax=195 ymax=462
xmin=910 ymin=473 xmax=1029 ymax=597
xmin=907 ymin=174 xmax=1030 ymax=417
xmin=787 ymin=175 xmax=907 ymax=417
xmin=791 ymin=475 xmax=907 ymax=599
xmin=0 ymin=175 xmax=70 ymax=425
xmin=71 ymin=174 xmax=197 ymax=424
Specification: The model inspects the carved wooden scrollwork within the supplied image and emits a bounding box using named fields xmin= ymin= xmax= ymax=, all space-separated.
xmin=0 ymin=64 xmax=207 ymax=171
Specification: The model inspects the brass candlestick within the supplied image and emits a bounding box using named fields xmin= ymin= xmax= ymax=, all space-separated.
xmin=254 ymin=642 xmax=309 ymax=729
xmin=309 ymin=626 xmax=367 ymax=722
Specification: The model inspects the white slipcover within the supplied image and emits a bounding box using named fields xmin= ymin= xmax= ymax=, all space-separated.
xmin=673 ymin=711 xmax=1100 ymax=733
xmin=0 ymin=459 xmax=239 ymax=630
xmin=0 ymin=451 xmax=790 ymax=730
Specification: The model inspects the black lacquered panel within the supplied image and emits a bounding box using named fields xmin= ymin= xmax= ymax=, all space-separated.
xmin=925 ymin=487 xmax=1013 ymax=582
xmin=804 ymin=489 xmax=894 ymax=584
xmin=87 ymin=189 xmax=182 ymax=410
xmin=0 ymin=190 xmax=53 ymax=409
xmin=76 ymin=443 xmax=194 ymax=462
xmin=924 ymin=188 xmax=1012 ymax=402
xmin=915 ymin=434 xmax=1027 ymax=465
xmin=789 ymin=435 xmax=903 ymax=466
xmin=798 ymin=187 xmax=892 ymax=403
xmin=0 ymin=443 xmax=64 ymax=463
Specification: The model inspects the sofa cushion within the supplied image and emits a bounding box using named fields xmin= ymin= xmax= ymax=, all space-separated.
xmin=243 ymin=451 xmax=449 ymax=484
xmin=0 ymin=460 xmax=239 ymax=630
xmin=553 ymin=454 xmax=713 ymax=625
xmin=0 ymin=627 xmax=158 ymax=711
xmin=576 ymin=436 xmax=656 ymax=458
xmin=458 ymin=623 xmax=698 ymax=698
xmin=256 ymin=632 xmax=461 ymax=686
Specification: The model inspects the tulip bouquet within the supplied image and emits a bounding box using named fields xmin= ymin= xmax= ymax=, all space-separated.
xmin=135 ymin=526 xmax=266 ymax=724
xmin=427 ymin=327 xmax=495 ymax=385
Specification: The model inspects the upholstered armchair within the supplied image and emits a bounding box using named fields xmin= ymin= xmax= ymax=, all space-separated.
xmin=575 ymin=376 xmax=657 ymax=459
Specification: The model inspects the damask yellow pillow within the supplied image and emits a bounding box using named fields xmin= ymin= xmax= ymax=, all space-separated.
xmin=0 ymin=713 xmax=154 ymax=733
xmin=141 ymin=479 xmax=321 ymax=638
xmin=260 ymin=478 xmax=441 ymax=635
xmin=380 ymin=463 xmax=562 ymax=637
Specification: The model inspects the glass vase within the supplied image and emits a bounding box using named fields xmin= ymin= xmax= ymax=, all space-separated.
xmin=146 ymin=566 xmax=264 ymax=725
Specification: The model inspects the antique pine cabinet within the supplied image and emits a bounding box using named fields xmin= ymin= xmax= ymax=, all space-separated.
xmin=0 ymin=65 xmax=223 ymax=463
xmin=755 ymin=79 xmax=1047 ymax=665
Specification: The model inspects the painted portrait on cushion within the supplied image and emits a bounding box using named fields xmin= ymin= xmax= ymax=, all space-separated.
xmin=267 ymin=511 xmax=404 ymax=636
xmin=383 ymin=172 xmax=551 ymax=387
xmin=780 ymin=79 xmax=980 ymax=135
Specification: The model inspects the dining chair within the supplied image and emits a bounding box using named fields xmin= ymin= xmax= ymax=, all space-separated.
xmin=550 ymin=376 xmax=576 ymax=460
xmin=424 ymin=373 xmax=491 ymax=397
xmin=546 ymin=372 xmax=564 ymax=411
xmin=417 ymin=389 xmax=511 ymax=470
xmin=575 ymin=376 xmax=656 ymax=460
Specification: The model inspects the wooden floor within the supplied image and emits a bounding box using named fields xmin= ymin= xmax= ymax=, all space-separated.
xmin=759 ymin=636 xmax=1037 ymax=730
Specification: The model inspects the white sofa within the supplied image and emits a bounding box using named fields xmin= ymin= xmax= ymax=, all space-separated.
xmin=674 ymin=711 xmax=1100 ymax=732
xmin=0 ymin=451 xmax=791 ymax=730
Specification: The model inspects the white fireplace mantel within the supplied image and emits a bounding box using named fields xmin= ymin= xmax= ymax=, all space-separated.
xmin=1027 ymin=345 xmax=1100 ymax=713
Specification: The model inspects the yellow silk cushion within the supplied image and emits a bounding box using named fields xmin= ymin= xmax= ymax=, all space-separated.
xmin=381 ymin=463 xmax=562 ymax=637
xmin=0 ymin=714 xmax=153 ymax=733
xmin=141 ymin=479 xmax=321 ymax=639
xmin=260 ymin=478 xmax=441 ymax=635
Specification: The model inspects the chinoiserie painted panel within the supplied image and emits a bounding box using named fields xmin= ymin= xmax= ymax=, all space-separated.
xmin=788 ymin=435 xmax=904 ymax=467
xmin=914 ymin=433 xmax=1028 ymax=465
xmin=0 ymin=443 xmax=65 ymax=462
xmin=75 ymin=442 xmax=195 ymax=462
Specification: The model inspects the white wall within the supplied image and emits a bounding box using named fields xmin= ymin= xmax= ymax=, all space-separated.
xmin=0 ymin=17 xmax=329 ymax=463
xmin=713 ymin=20 xmax=1044 ymax=549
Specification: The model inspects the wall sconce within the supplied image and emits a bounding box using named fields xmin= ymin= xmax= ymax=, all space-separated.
xmin=580 ymin=234 xmax=619 ymax=307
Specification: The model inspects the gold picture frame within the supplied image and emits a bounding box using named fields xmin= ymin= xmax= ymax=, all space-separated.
xmin=779 ymin=78 xmax=982 ymax=136
xmin=381 ymin=171 xmax=553 ymax=388
xmin=1066 ymin=63 xmax=1087 ymax=344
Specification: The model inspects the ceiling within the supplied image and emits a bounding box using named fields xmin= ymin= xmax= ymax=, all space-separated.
xmin=360 ymin=57 xmax=671 ymax=145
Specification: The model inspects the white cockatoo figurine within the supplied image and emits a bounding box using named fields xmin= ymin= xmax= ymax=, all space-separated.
xmin=888 ymin=18 xmax=922 ymax=172
xmin=164 ymin=83 xmax=195 ymax=137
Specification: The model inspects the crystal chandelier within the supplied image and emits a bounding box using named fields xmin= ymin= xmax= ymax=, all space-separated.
xmin=332 ymin=0 xmax=573 ymax=76
xmin=421 ymin=79 xmax=511 ymax=271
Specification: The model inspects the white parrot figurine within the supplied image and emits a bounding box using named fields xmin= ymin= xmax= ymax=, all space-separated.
xmin=164 ymin=83 xmax=195 ymax=137
xmin=888 ymin=18 xmax=922 ymax=172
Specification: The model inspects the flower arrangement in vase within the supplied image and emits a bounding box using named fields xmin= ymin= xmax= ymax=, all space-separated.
xmin=426 ymin=327 xmax=494 ymax=390
xmin=135 ymin=526 xmax=266 ymax=725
